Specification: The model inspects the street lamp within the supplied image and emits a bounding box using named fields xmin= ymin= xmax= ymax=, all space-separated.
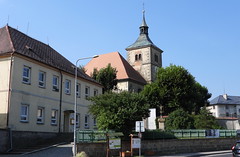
xmin=73 ymin=55 xmax=98 ymax=156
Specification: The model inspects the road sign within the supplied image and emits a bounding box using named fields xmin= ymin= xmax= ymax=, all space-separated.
xmin=132 ymin=138 xmax=141 ymax=148
xmin=109 ymin=138 xmax=121 ymax=149
xmin=135 ymin=121 xmax=145 ymax=132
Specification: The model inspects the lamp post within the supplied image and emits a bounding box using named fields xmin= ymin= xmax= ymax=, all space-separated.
xmin=73 ymin=55 xmax=98 ymax=157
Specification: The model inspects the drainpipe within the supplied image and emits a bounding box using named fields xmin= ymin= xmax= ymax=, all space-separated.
xmin=58 ymin=70 xmax=63 ymax=133
xmin=7 ymin=54 xmax=14 ymax=152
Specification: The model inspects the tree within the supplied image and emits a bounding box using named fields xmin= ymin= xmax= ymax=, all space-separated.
xmin=194 ymin=107 xmax=222 ymax=129
xmin=91 ymin=64 xmax=118 ymax=93
xmin=165 ymin=108 xmax=194 ymax=130
xmin=142 ymin=64 xmax=211 ymax=115
xmin=88 ymin=91 xmax=150 ymax=136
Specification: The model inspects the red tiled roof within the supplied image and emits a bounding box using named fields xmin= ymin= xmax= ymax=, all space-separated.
xmin=85 ymin=52 xmax=147 ymax=85
xmin=0 ymin=25 xmax=99 ymax=84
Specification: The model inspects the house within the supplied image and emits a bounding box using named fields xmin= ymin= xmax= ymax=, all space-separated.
xmin=0 ymin=25 xmax=102 ymax=150
xmin=208 ymin=94 xmax=240 ymax=129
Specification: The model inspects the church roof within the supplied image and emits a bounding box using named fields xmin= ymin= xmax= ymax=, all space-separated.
xmin=210 ymin=95 xmax=240 ymax=105
xmin=84 ymin=52 xmax=147 ymax=85
xmin=126 ymin=11 xmax=163 ymax=52
xmin=0 ymin=25 xmax=99 ymax=84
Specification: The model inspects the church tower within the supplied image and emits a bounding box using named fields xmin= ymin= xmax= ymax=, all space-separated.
xmin=126 ymin=10 xmax=163 ymax=83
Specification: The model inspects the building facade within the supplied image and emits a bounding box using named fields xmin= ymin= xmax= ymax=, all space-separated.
xmin=208 ymin=94 xmax=240 ymax=129
xmin=0 ymin=25 xmax=102 ymax=133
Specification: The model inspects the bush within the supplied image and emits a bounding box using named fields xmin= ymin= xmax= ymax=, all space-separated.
xmin=76 ymin=151 xmax=88 ymax=157
xmin=142 ymin=129 xmax=176 ymax=140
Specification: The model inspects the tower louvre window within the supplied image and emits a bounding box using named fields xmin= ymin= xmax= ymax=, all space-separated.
xmin=135 ymin=54 xmax=142 ymax=61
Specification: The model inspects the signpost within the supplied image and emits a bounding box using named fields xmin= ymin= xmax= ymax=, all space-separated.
xmin=135 ymin=121 xmax=145 ymax=156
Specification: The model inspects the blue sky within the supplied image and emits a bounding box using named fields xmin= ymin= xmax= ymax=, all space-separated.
xmin=1 ymin=0 xmax=240 ymax=100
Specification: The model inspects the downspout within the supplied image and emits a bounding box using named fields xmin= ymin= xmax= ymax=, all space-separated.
xmin=7 ymin=54 xmax=14 ymax=152
xmin=58 ymin=70 xmax=63 ymax=133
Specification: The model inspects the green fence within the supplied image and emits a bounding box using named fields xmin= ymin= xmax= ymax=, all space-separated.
xmin=171 ymin=130 xmax=206 ymax=138
xmin=76 ymin=130 xmax=107 ymax=143
xmin=171 ymin=129 xmax=236 ymax=138
xmin=76 ymin=130 xmax=123 ymax=143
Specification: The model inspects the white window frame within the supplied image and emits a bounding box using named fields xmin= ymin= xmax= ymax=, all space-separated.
xmin=76 ymin=83 xmax=81 ymax=98
xmin=84 ymin=115 xmax=89 ymax=129
xmin=22 ymin=66 xmax=31 ymax=84
xmin=85 ymin=86 xmax=90 ymax=99
xmin=37 ymin=107 xmax=44 ymax=124
xmin=65 ymin=79 xmax=71 ymax=95
xmin=52 ymin=75 xmax=59 ymax=91
xmin=51 ymin=109 xmax=58 ymax=125
xmin=20 ymin=104 xmax=29 ymax=122
xmin=38 ymin=71 xmax=46 ymax=88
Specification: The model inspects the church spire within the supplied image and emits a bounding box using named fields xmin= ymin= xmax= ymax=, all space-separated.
xmin=140 ymin=9 xmax=149 ymax=35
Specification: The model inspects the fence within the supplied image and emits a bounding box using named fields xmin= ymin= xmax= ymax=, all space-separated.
xmin=76 ymin=130 xmax=123 ymax=143
xmin=171 ymin=129 xmax=236 ymax=138
xmin=76 ymin=129 xmax=237 ymax=142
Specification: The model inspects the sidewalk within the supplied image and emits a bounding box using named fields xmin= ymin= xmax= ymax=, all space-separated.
xmin=160 ymin=150 xmax=231 ymax=157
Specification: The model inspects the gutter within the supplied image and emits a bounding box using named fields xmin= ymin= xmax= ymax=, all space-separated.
xmin=58 ymin=70 xmax=63 ymax=133
xmin=7 ymin=54 xmax=14 ymax=152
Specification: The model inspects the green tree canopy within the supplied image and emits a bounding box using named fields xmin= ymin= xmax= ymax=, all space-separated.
xmin=165 ymin=108 xmax=194 ymax=130
xmin=194 ymin=107 xmax=222 ymax=129
xmin=142 ymin=64 xmax=211 ymax=115
xmin=88 ymin=91 xmax=150 ymax=136
xmin=92 ymin=63 xmax=117 ymax=93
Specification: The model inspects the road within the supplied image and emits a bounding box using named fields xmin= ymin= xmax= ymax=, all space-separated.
xmin=0 ymin=147 xmax=232 ymax=157
xmin=0 ymin=143 xmax=73 ymax=157
xmin=162 ymin=150 xmax=232 ymax=157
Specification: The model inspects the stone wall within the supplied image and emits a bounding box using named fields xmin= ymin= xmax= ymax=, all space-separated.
xmin=77 ymin=138 xmax=238 ymax=157
xmin=0 ymin=129 xmax=10 ymax=153
xmin=12 ymin=131 xmax=58 ymax=149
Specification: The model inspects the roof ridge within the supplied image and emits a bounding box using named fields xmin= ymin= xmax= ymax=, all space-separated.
xmin=117 ymin=52 xmax=146 ymax=84
xmin=5 ymin=25 xmax=15 ymax=52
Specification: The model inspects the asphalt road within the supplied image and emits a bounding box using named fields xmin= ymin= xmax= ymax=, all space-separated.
xmin=23 ymin=143 xmax=73 ymax=157
xmin=0 ymin=146 xmax=233 ymax=157
xmin=0 ymin=143 xmax=73 ymax=157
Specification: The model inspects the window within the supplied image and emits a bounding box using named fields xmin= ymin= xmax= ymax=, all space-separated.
xmin=226 ymin=105 xmax=229 ymax=110
xmin=94 ymin=89 xmax=98 ymax=96
xmin=51 ymin=110 xmax=58 ymax=125
xmin=76 ymin=83 xmax=81 ymax=98
xmin=226 ymin=112 xmax=229 ymax=117
xmin=139 ymin=54 xmax=142 ymax=60
xmin=22 ymin=66 xmax=31 ymax=84
xmin=154 ymin=54 xmax=158 ymax=63
xmin=38 ymin=71 xmax=46 ymax=88
xmin=37 ymin=107 xmax=44 ymax=124
xmin=76 ymin=114 xmax=80 ymax=128
xmin=52 ymin=75 xmax=59 ymax=91
xmin=84 ymin=115 xmax=89 ymax=129
xmin=65 ymin=79 xmax=71 ymax=94
xmin=85 ymin=86 xmax=90 ymax=98
xmin=20 ymin=104 xmax=29 ymax=122
xmin=135 ymin=54 xmax=138 ymax=61
xmin=135 ymin=54 xmax=142 ymax=61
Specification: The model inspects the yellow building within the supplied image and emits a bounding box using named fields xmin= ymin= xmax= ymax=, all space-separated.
xmin=0 ymin=25 xmax=102 ymax=134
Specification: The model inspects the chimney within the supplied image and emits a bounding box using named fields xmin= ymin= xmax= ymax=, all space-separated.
xmin=223 ymin=94 xmax=228 ymax=100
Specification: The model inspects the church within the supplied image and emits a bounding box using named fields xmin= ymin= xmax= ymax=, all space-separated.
xmin=85 ymin=11 xmax=163 ymax=92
